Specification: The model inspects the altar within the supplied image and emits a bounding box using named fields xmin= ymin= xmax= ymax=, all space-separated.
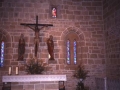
xmin=2 ymin=75 xmax=67 ymax=90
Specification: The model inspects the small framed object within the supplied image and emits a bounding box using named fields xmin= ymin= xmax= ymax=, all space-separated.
xmin=8 ymin=66 xmax=12 ymax=75
xmin=15 ymin=66 xmax=19 ymax=75
xmin=52 ymin=7 xmax=57 ymax=18
xmin=59 ymin=81 xmax=65 ymax=90
xmin=50 ymin=5 xmax=61 ymax=19
xmin=50 ymin=5 xmax=58 ymax=18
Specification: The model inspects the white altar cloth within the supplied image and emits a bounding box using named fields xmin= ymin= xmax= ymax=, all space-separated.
xmin=2 ymin=75 xmax=67 ymax=82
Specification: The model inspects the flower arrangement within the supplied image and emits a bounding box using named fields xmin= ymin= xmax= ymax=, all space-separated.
xmin=73 ymin=63 xmax=89 ymax=80
xmin=25 ymin=58 xmax=47 ymax=74
xmin=73 ymin=63 xmax=89 ymax=90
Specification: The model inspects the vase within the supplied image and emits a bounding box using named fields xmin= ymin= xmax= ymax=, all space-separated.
xmin=77 ymin=78 xmax=84 ymax=90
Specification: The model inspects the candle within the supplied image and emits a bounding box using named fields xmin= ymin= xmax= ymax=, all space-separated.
xmin=16 ymin=67 xmax=19 ymax=75
xmin=48 ymin=54 xmax=50 ymax=59
xmin=8 ymin=67 xmax=12 ymax=75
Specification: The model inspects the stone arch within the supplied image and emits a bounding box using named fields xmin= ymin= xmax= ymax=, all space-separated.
xmin=0 ymin=28 xmax=12 ymax=68
xmin=0 ymin=28 xmax=12 ymax=44
xmin=61 ymin=27 xmax=85 ymax=42
xmin=60 ymin=27 xmax=87 ymax=67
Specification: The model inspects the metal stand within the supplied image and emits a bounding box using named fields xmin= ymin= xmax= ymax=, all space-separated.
xmin=59 ymin=81 xmax=65 ymax=90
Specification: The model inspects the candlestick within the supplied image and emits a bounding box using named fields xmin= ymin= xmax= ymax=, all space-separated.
xmin=8 ymin=67 xmax=12 ymax=75
xmin=31 ymin=48 xmax=32 ymax=53
xmin=30 ymin=48 xmax=33 ymax=57
xmin=16 ymin=66 xmax=19 ymax=75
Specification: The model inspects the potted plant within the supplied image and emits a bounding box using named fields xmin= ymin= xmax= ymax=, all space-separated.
xmin=73 ymin=63 xmax=89 ymax=90
xmin=25 ymin=58 xmax=47 ymax=74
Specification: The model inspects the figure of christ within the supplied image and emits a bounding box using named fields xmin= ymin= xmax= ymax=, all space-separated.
xmin=34 ymin=28 xmax=40 ymax=57
xmin=31 ymin=26 xmax=44 ymax=58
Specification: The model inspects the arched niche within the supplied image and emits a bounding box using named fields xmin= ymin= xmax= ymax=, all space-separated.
xmin=60 ymin=27 xmax=87 ymax=69
xmin=0 ymin=28 xmax=12 ymax=70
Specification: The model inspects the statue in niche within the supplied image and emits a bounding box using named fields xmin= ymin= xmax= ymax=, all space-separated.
xmin=18 ymin=34 xmax=25 ymax=61
xmin=52 ymin=7 xmax=57 ymax=17
xmin=47 ymin=35 xmax=54 ymax=60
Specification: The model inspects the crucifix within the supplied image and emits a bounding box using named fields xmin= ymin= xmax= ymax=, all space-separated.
xmin=20 ymin=15 xmax=53 ymax=58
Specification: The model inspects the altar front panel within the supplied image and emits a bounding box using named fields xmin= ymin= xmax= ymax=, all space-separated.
xmin=2 ymin=75 xmax=66 ymax=90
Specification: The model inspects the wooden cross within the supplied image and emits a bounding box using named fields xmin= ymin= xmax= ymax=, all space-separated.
xmin=20 ymin=15 xmax=53 ymax=58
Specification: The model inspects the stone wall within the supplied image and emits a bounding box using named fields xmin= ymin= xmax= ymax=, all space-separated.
xmin=0 ymin=0 xmax=105 ymax=90
xmin=103 ymin=0 xmax=120 ymax=77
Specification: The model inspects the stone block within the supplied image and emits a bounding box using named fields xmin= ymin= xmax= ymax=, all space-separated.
xmin=11 ymin=85 xmax=23 ymax=90
xmin=35 ymin=84 xmax=44 ymax=90
xmin=45 ymin=83 xmax=58 ymax=89
xmin=24 ymin=85 xmax=34 ymax=90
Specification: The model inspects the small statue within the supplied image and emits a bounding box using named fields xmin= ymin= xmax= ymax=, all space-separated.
xmin=47 ymin=35 xmax=54 ymax=60
xmin=18 ymin=34 xmax=25 ymax=61
xmin=52 ymin=8 xmax=57 ymax=17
